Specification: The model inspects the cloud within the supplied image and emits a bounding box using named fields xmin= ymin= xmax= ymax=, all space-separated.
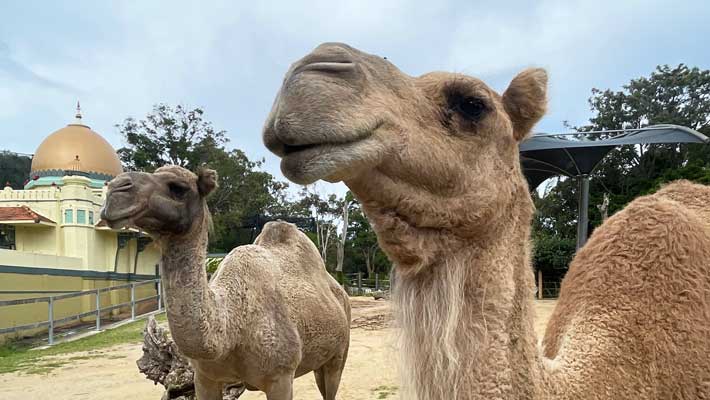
xmin=0 ymin=0 xmax=709 ymax=197
xmin=0 ymin=41 xmax=79 ymax=94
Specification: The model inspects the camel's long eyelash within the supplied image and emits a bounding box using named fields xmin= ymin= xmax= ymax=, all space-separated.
xmin=442 ymin=82 xmax=490 ymax=133
xmin=168 ymin=182 xmax=190 ymax=198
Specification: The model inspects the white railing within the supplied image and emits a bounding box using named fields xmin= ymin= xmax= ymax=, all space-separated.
xmin=0 ymin=279 xmax=162 ymax=345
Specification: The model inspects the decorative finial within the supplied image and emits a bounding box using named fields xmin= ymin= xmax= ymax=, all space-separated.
xmin=75 ymin=101 xmax=82 ymax=122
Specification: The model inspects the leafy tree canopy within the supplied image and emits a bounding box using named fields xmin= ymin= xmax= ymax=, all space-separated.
xmin=0 ymin=152 xmax=31 ymax=189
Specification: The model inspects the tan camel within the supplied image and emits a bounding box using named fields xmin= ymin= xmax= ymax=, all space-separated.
xmin=101 ymin=165 xmax=350 ymax=400
xmin=263 ymin=42 xmax=710 ymax=399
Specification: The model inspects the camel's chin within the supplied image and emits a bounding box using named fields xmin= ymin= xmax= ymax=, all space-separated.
xmin=279 ymin=137 xmax=384 ymax=185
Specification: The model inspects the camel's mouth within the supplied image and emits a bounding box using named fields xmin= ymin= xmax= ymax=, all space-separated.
xmin=278 ymin=135 xmax=383 ymax=184
xmin=102 ymin=215 xmax=134 ymax=229
xmin=100 ymin=204 xmax=144 ymax=230
xmin=282 ymin=142 xmax=321 ymax=156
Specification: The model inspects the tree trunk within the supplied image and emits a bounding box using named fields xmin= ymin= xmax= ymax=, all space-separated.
xmin=364 ymin=249 xmax=374 ymax=277
xmin=363 ymin=244 xmax=378 ymax=277
xmin=336 ymin=201 xmax=350 ymax=273
xmin=137 ymin=317 xmax=246 ymax=400
xmin=370 ymin=245 xmax=378 ymax=273
xmin=597 ymin=193 xmax=610 ymax=222
xmin=315 ymin=221 xmax=333 ymax=266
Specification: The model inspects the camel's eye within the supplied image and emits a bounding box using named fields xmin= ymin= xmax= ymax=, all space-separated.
xmin=454 ymin=96 xmax=487 ymax=121
xmin=168 ymin=182 xmax=189 ymax=199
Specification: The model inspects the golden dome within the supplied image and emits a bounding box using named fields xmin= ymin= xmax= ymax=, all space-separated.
xmin=31 ymin=110 xmax=123 ymax=179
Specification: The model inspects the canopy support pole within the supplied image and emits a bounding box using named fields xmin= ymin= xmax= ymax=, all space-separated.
xmin=576 ymin=175 xmax=590 ymax=250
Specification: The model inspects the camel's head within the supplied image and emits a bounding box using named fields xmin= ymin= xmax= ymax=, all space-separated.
xmin=264 ymin=43 xmax=546 ymax=271
xmin=101 ymin=165 xmax=217 ymax=238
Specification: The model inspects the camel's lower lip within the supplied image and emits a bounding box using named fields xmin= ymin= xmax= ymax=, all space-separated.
xmin=100 ymin=206 xmax=142 ymax=228
xmin=279 ymin=136 xmax=383 ymax=185
xmin=101 ymin=215 xmax=132 ymax=229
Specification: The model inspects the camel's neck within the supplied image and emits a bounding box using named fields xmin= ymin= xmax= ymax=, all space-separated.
xmin=394 ymin=201 xmax=543 ymax=400
xmin=158 ymin=208 xmax=227 ymax=360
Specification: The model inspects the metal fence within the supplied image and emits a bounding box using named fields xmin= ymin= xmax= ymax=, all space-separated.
xmin=540 ymin=281 xmax=561 ymax=299
xmin=344 ymin=273 xmax=390 ymax=296
xmin=0 ymin=279 xmax=162 ymax=345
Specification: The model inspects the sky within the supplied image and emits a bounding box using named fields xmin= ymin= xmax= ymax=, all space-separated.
xmin=1 ymin=0 xmax=709 ymax=196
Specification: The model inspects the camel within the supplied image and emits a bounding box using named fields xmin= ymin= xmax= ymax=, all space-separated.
xmin=100 ymin=165 xmax=351 ymax=400
xmin=263 ymin=42 xmax=710 ymax=399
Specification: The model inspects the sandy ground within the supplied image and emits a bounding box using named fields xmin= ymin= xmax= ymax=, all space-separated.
xmin=0 ymin=298 xmax=557 ymax=400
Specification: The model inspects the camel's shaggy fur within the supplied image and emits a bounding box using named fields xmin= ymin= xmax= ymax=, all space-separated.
xmin=542 ymin=180 xmax=710 ymax=398
xmin=263 ymin=42 xmax=710 ymax=399
xmin=101 ymin=166 xmax=350 ymax=400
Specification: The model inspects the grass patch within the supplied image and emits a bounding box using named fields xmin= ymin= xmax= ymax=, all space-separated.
xmin=25 ymin=361 xmax=68 ymax=375
xmin=68 ymin=355 xmax=99 ymax=361
xmin=372 ymin=385 xmax=398 ymax=399
xmin=0 ymin=312 xmax=166 ymax=375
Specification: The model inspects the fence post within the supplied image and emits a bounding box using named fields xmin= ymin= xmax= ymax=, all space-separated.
xmin=375 ymin=273 xmax=379 ymax=291
xmin=48 ymin=297 xmax=54 ymax=345
xmin=95 ymin=288 xmax=101 ymax=331
xmin=357 ymin=272 xmax=362 ymax=295
xmin=130 ymin=283 xmax=136 ymax=321
xmin=157 ymin=279 xmax=162 ymax=312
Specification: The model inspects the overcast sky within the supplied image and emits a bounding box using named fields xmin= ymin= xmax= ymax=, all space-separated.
xmin=1 ymin=0 xmax=709 ymax=195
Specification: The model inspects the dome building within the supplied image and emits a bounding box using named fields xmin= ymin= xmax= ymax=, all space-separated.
xmin=27 ymin=108 xmax=123 ymax=189
xmin=0 ymin=105 xmax=161 ymax=341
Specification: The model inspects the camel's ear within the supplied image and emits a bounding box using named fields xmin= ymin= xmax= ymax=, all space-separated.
xmin=502 ymin=68 xmax=548 ymax=141
xmin=197 ymin=168 xmax=218 ymax=197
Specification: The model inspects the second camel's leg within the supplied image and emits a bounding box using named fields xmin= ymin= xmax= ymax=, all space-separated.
xmin=265 ymin=375 xmax=294 ymax=400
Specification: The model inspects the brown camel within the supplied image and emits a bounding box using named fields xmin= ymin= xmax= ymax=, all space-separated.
xmin=263 ymin=42 xmax=710 ymax=399
xmin=101 ymin=165 xmax=350 ymax=400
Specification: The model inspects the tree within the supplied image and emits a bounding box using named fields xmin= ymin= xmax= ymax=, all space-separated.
xmin=532 ymin=64 xmax=710 ymax=276
xmin=206 ymin=149 xmax=292 ymax=252
xmin=117 ymin=104 xmax=228 ymax=172
xmin=0 ymin=151 xmax=31 ymax=189
xmin=343 ymin=198 xmax=392 ymax=277
xmin=290 ymin=185 xmax=343 ymax=269
xmin=335 ymin=194 xmax=353 ymax=276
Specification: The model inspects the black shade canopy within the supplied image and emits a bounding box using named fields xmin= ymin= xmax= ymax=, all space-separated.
xmin=520 ymin=124 xmax=709 ymax=189
xmin=519 ymin=124 xmax=709 ymax=249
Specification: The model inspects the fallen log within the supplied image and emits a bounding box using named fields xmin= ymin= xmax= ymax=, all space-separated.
xmin=137 ymin=316 xmax=246 ymax=400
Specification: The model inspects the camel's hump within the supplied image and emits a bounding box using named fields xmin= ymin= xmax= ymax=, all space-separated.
xmin=653 ymin=180 xmax=710 ymax=224
xmin=254 ymin=221 xmax=313 ymax=248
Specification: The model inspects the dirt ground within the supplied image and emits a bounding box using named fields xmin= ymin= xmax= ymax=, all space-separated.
xmin=0 ymin=298 xmax=557 ymax=400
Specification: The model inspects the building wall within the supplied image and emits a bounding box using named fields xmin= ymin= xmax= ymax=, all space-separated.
xmin=14 ymin=226 xmax=57 ymax=255
xmin=0 ymin=249 xmax=82 ymax=270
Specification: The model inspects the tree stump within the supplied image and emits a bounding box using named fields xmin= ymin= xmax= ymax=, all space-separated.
xmin=137 ymin=316 xmax=246 ymax=400
xmin=373 ymin=291 xmax=389 ymax=300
